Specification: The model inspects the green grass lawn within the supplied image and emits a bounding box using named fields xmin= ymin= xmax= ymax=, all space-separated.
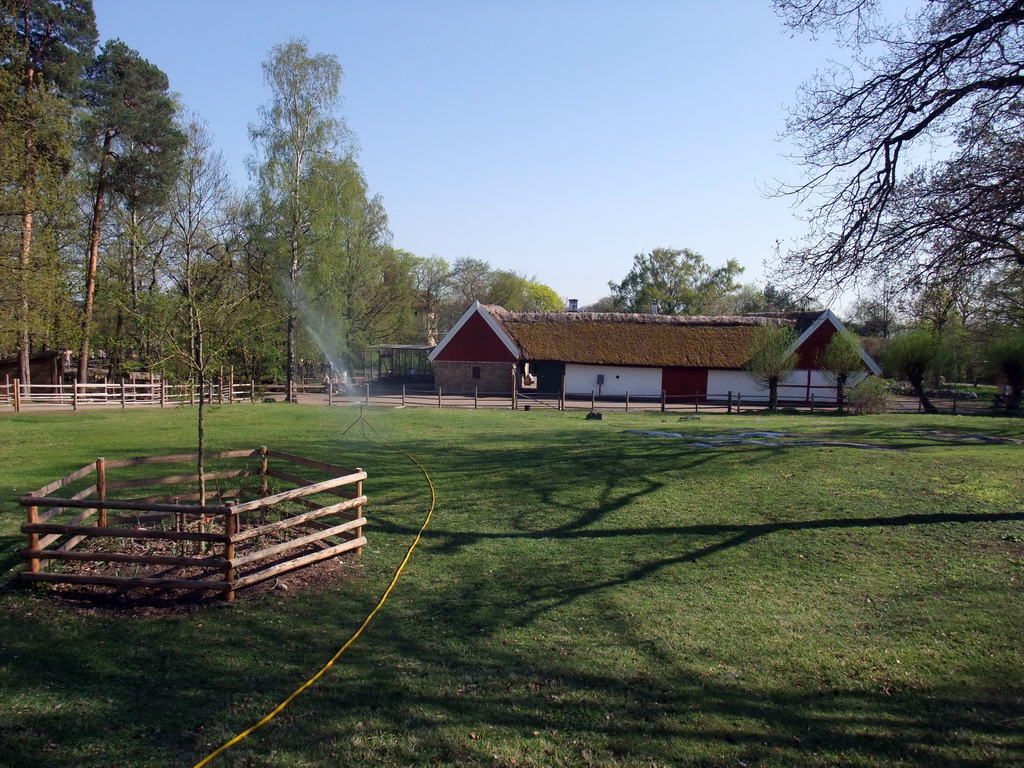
xmin=1 ymin=404 xmax=1022 ymax=767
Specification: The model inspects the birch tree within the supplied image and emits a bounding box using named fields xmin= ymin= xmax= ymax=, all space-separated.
xmin=248 ymin=38 xmax=352 ymax=400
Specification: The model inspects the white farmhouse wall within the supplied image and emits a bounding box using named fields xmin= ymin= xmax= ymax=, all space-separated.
xmin=707 ymin=370 xmax=806 ymax=403
xmin=706 ymin=371 xmax=766 ymax=402
xmin=707 ymin=369 xmax=868 ymax=404
xmin=564 ymin=364 xmax=662 ymax=397
xmin=565 ymin=365 xmax=871 ymax=404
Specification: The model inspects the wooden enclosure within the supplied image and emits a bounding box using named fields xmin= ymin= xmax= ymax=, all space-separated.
xmin=18 ymin=448 xmax=367 ymax=601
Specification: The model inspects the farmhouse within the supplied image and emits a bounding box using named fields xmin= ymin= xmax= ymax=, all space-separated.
xmin=428 ymin=302 xmax=881 ymax=404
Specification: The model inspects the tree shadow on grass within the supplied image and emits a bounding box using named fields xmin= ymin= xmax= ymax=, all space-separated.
xmin=1 ymin=418 xmax=1021 ymax=765
xmin=3 ymin=590 xmax=1018 ymax=768
xmin=506 ymin=508 xmax=1024 ymax=625
xmin=311 ymin=610 xmax=1024 ymax=767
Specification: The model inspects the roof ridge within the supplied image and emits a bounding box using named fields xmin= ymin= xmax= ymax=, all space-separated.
xmin=484 ymin=305 xmax=803 ymax=327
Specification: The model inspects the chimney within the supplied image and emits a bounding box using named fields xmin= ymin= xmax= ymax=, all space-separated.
xmin=651 ymin=300 xmax=660 ymax=315
xmin=567 ymin=298 xmax=579 ymax=312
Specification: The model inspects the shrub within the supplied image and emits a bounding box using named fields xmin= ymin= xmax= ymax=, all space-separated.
xmin=847 ymin=377 xmax=893 ymax=414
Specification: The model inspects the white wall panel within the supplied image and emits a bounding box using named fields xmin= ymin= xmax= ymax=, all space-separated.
xmin=564 ymin=364 xmax=662 ymax=397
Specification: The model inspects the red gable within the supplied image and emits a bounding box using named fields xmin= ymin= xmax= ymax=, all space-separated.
xmin=795 ymin=321 xmax=837 ymax=370
xmin=432 ymin=311 xmax=518 ymax=362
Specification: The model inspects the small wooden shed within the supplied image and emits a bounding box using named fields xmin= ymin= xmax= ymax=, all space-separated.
xmin=0 ymin=350 xmax=68 ymax=386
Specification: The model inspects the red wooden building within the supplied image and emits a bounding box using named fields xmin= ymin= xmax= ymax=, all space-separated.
xmin=428 ymin=302 xmax=881 ymax=404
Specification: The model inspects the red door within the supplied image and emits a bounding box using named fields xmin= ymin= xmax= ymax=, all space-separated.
xmin=661 ymin=368 xmax=708 ymax=400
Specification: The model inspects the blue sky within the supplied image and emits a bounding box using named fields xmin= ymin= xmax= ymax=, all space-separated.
xmin=93 ymin=0 xmax=839 ymax=306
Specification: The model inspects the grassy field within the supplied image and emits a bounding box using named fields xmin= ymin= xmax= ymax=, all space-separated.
xmin=0 ymin=404 xmax=1022 ymax=767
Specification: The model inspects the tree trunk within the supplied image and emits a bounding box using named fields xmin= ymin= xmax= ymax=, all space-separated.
xmin=128 ymin=207 xmax=139 ymax=311
xmin=195 ymin=313 xmax=206 ymax=507
xmin=18 ymin=205 xmax=33 ymax=387
xmin=79 ymin=130 xmax=114 ymax=383
xmin=197 ymin=382 xmax=206 ymax=505
xmin=286 ymin=300 xmax=296 ymax=402
xmin=18 ymin=59 xmax=37 ymax=388
xmin=285 ymin=160 xmax=301 ymax=402
xmin=1007 ymin=378 xmax=1022 ymax=413
xmin=910 ymin=374 xmax=938 ymax=413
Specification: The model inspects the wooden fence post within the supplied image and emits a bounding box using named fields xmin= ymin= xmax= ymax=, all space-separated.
xmin=223 ymin=503 xmax=236 ymax=601
xmin=625 ymin=390 xmax=630 ymax=413
xmin=160 ymin=381 xmax=165 ymax=408
xmin=366 ymin=381 xmax=371 ymax=407
xmin=736 ymin=393 xmax=742 ymax=412
xmin=661 ymin=389 xmax=666 ymax=413
xmin=26 ymin=500 xmax=39 ymax=574
xmin=591 ymin=389 xmax=596 ymax=412
xmin=120 ymin=381 xmax=126 ymax=409
xmin=810 ymin=393 xmax=815 ymax=412
xmin=474 ymin=386 xmax=478 ymax=409
xmin=13 ymin=379 xmax=20 ymax=412
xmin=437 ymin=387 xmax=442 ymax=408
xmin=560 ymin=375 xmax=566 ymax=411
xmin=512 ymin=386 xmax=517 ymax=411
xmin=259 ymin=446 xmax=269 ymax=495
xmin=97 ymin=457 xmax=107 ymax=528
xmin=250 ymin=381 xmax=256 ymax=403
xmin=327 ymin=381 xmax=333 ymax=407
xmin=694 ymin=393 xmax=699 ymax=413
xmin=73 ymin=379 xmax=78 ymax=411
xmin=402 ymin=384 xmax=406 ymax=407
xmin=354 ymin=474 xmax=364 ymax=555
xmin=727 ymin=391 xmax=732 ymax=414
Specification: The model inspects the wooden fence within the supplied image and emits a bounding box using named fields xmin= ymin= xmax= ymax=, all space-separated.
xmin=19 ymin=447 xmax=367 ymax=601
xmin=324 ymin=385 xmax=847 ymax=414
xmin=1 ymin=379 xmax=257 ymax=411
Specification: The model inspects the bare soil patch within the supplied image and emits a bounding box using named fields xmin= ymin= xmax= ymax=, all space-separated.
xmin=39 ymin=555 xmax=359 ymax=618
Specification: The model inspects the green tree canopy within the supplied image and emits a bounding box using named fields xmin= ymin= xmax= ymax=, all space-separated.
xmin=882 ymin=330 xmax=946 ymax=413
xmin=745 ymin=325 xmax=799 ymax=411
xmin=987 ymin=332 xmax=1024 ymax=412
xmin=79 ymin=38 xmax=183 ymax=380
xmin=248 ymin=37 xmax=353 ymax=398
xmin=817 ymin=330 xmax=865 ymax=408
xmin=2 ymin=0 xmax=96 ymax=383
xmin=609 ymin=247 xmax=744 ymax=315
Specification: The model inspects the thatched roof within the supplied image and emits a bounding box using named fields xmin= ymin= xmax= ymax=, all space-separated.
xmin=483 ymin=306 xmax=822 ymax=368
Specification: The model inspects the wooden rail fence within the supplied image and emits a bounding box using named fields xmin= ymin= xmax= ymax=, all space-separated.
xmin=19 ymin=447 xmax=367 ymax=600
xmin=1 ymin=379 xmax=259 ymax=411
xmin=336 ymin=385 xmax=848 ymax=414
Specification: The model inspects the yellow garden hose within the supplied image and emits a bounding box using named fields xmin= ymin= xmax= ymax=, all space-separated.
xmin=191 ymin=431 xmax=436 ymax=767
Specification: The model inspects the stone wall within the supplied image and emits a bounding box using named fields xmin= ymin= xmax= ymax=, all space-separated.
xmin=435 ymin=362 xmax=515 ymax=394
